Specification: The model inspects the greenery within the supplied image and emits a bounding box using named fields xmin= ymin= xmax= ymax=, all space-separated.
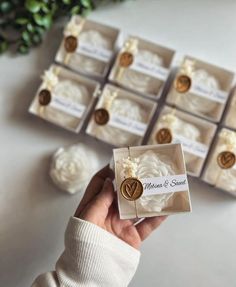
xmin=0 ymin=0 xmax=126 ymax=54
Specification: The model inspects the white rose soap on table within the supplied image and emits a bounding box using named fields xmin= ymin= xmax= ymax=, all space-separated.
xmin=113 ymin=144 xmax=191 ymax=219
xmin=55 ymin=16 xmax=120 ymax=78
xmin=166 ymin=56 xmax=234 ymax=122
xmin=29 ymin=64 xmax=100 ymax=132
xmin=147 ymin=105 xmax=217 ymax=177
xmin=50 ymin=144 xmax=99 ymax=194
xmin=86 ymin=84 xmax=157 ymax=147
xmin=109 ymin=36 xmax=175 ymax=99
xmin=202 ymin=128 xmax=236 ymax=197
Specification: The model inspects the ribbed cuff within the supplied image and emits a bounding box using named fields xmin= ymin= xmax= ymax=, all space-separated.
xmin=55 ymin=216 xmax=140 ymax=287
xmin=68 ymin=217 xmax=140 ymax=257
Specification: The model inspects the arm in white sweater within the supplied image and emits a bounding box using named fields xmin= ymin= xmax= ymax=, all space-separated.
xmin=32 ymin=166 xmax=166 ymax=286
xmin=32 ymin=217 xmax=140 ymax=287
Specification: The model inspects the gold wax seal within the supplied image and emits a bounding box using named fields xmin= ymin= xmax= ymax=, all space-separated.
xmin=38 ymin=89 xmax=51 ymax=106
xmin=217 ymin=151 xmax=236 ymax=169
xmin=175 ymin=74 xmax=191 ymax=93
xmin=119 ymin=52 xmax=134 ymax=67
xmin=120 ymin=177 xmax=143 ymax=201
xmin=155 ymin=128 xmax=172 ymax=144
xmin=64 ymin=35 xmax=78 ymax=53
xmin=94 ymin=108 xmax=110 ymax=125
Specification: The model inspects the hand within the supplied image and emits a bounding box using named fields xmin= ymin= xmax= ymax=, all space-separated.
xmin=74 ymin=165 xmax=167 ymax=250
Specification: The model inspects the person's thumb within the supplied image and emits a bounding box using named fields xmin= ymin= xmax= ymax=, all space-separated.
xmin=79 ymin=178 xmax=115 ymax=224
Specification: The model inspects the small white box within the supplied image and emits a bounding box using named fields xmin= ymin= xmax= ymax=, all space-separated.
xmin=109 ymin=36 xmax=175 ymax=99
xmin=29 ymin=64 xmax=100 ymax=133
xmin=113 ymin=144 xmax=191 ymax=219
xmin=202 ymin=128 xmax=236 ymax=197
xmin=86 ymin=84 xmax=157 ymax=147
xmin=55 ymin=16 xmax=120 ymax=79
xmin=147 ymin=105 xmax=217 ymax=177
xmin=166 ymin=56 xmax=234 ymax=122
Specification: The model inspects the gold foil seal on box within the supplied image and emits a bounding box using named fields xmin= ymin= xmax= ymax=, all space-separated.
xmin=217 ymin=151 xmax=236 ymax=169
xmin=94 ymin=108 xmax=110 ymax=125
xmin=175 ymin=74 xmax=192 ymax=93
xmin=174 ymin=59 xmax=195 ymax=94
xmin=119 ymin=51 xmax=134 ymax=68
xmin=156 ymin=128 xmax=172 ymax=144
xmin=93 ymin=89 xmax=118 ymax=126
xmin=116 ymin=38 xmax=138 ymax=81
xmin=120 ymin=177 xmax=143 ymax=201
xmin=63 ymin=18 xmax=86 ymax=63
xmin=120 ymin=148 xmax=143 ymax=204
xmin=64 ymin=35 xmax=78 ymax=53
xmin=38 ymin=89 xmax=51 ymax=106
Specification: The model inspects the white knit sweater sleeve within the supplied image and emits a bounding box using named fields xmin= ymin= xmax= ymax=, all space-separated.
xmin=32 ymin=217 xmax=140 ymax=287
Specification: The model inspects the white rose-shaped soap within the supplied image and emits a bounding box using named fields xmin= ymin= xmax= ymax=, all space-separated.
xmin=80 ymin=30 xmax=113 ymax=49
xmin=149 ymin=115 xmax=201 ymax=164
xmin=69 ymin=30 xmax=113 ymax=75
xmin=93 ymin=98 xmax=147 ymax=147
xmin=42 ymin=80 xmax=90 ymax=129
xmin=50 ymin=144 xmax=99 ymax=194
xmin=125 ymin=151 xmax=177 ymax=212
xmin=176 ymin=69 xmax=219 ymax=116
xmin=121 ymin=49 xmax=164 ymax=94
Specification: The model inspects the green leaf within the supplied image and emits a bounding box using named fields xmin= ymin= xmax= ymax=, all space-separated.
xmin=70 ymin=5 xmax=80 ymax=15
xmin=25 ymin=0 xmax=41 ymax=13
xmin=33 ymin=13 xmax=52 ymax=29
xmin=0 ymin=41 xmax=8 ymax=54
xmin=22 ymin=31 xmax=31 ymax=43
xmin=43 ymin=14 xmax=52 ymax=28
xmin=82 ymin=8 xmax=91 ymax=17
xmin=0 ymin=1 xmax=12 ymax=13
xmin=63 ymin=0 xmax=72 ymax=4
xmin=81 ymin=0 xmax=92 ymax=8
xmin=26 ymin=23 xmax=35 ymax=33
xmin=50 ymin=2 xmax=58 ymax=14
xmin=41 ymin=4 xmax=50 ymax=13
xmin=35 ymin=26 xmax=45 ymax=35
xmin=32 ymin=33 xmax=41 ymax=44
xmin=33 ymin=14 xmax=42 ymax=25
xmin=18 ymin=44 xmax=29 ymax=54
xmin=15 ymin=18 xmax=29 ymax=25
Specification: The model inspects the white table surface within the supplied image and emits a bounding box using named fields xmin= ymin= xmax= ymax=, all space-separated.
xmin=1 ymin=1 xmax=236 ymax=286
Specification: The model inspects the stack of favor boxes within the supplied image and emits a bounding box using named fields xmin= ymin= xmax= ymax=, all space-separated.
xmin=28 ymin=16 xmax=236 ymax=197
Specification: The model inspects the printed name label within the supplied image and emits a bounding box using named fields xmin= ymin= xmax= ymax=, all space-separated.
xmin=130 ymin=58 xmax=169 ymax=81
xmin=141 ymin=174 xmax=189 ymax=196
xmin=108 ymin=114 xmax=147 ymax=136
xmin=50 ymin=95 xmax=86 ymax=118
xmin=77 ymin=42 xmax=113 ymax=62
xmin=190 ymin=82 xmax=228 ymax=104
xmin=173 ymin=134 xmax=209 ymax=158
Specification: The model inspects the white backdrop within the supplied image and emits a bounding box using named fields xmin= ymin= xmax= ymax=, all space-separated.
xmin=1 ymin=1 xmax=236 ymax=286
